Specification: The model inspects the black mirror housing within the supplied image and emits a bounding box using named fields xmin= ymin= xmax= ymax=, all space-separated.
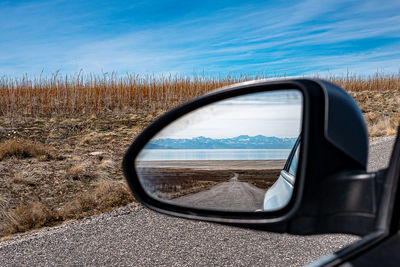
xmin=123 ymin=78 xmax=373 ymax=236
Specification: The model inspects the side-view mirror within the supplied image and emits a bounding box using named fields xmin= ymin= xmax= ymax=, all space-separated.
xmin=135 ymin=89 xmax=302 ymax=212
xmin=123 ymin=78 xmax=382 ymax=237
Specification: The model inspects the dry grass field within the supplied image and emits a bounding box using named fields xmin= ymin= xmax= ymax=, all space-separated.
xmin=0 ymin=114 xmax=144 ymax=239
xmin=0 ymin=72 xmax=399 ymax=238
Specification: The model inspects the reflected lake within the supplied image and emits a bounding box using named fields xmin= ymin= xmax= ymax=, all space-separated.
xmin=138 ymin=149 xmax=291 ymax=161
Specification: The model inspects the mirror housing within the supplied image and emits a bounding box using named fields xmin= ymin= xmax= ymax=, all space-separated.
xmin=123 ymin=78 xmax=374 ymax=236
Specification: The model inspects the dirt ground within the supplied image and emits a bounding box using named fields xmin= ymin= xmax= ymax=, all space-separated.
xmin=0 ymin=111 xmax=160 ymax=238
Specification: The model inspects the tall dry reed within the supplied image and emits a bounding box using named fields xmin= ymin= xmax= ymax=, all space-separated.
xmin=1 ymin=71 xmax=399 ymax=117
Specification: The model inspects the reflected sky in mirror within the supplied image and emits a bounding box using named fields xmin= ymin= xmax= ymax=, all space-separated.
xmin=153 ymin=90 xmax=302 ymax=139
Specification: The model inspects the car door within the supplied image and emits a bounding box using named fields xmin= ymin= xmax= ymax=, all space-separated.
xmin=263 ymin=137 xmax=300 ymax=211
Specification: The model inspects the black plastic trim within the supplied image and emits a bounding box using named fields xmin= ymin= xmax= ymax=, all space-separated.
xmin=310 ymin=128 xmax=400 ymax=265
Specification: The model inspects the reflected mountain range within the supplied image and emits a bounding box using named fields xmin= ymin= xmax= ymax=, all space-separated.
xmin=145 ymin=135 xmax=297 ymax=149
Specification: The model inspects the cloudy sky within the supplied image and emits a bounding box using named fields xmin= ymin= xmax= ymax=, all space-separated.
xmin=1 ymin=0 xmax=399 ymax=77
xmin=153 ymin=90 xmax=303 ymax=139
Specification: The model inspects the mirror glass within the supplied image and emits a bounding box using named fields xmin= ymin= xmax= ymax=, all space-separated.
xmin=135 ymin=89 xmax=303 ymax=212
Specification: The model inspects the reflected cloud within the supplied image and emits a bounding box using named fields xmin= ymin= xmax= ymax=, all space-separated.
xmin=155 ymin=90 xmax=303 ymax=139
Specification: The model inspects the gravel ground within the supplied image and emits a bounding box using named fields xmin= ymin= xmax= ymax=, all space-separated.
xmin=368 ymin=136 xmax=396 ymax=172
xmin=0 ymin=136 xmax=396 ymax=266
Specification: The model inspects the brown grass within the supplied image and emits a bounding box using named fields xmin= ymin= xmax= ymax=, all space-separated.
xmin=0 ymin=196 xmax=6 ymax=228
xmin=65 ymin=163 xmax=96 ymax=181
xmin=0 ymin=72 xmax=246 ymax=117
xmin=0 ymin=115 xmax=145 ymax=238
xmin=58 ymin=180 xmax=133 ymax=219
xmin=3 ymin=201 xmax=54 ymax=234
xmin=1 ymin=71 xmax=398 ymax=117
xmin=350 ymin=91 xmax=400 ymax=137
xmin=0 ymin=138 xmax=54 ymax=161
xmin=326 ymin=72 xmax=400 ymax=92
xmin=12 ymin=172 xmax=37 ymax=186
xmin=236 ymin=170 xmax=281 ymax=188
xmin=2 ymin=180 xmax=134 ymax=236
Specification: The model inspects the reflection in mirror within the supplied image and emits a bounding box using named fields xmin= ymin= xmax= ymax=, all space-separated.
xmin=135 ymin=90 xmax=303 ymax=212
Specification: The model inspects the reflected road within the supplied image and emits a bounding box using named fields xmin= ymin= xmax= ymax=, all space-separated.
xmin=174 ymin=172 xmax=266 ymax=211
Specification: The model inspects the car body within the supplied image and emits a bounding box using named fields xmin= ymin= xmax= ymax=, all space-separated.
xmin=263 ymin=136 xmax=300 ymax=211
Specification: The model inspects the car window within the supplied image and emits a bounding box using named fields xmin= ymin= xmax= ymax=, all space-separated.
xmin=288 ymin=144 xmax=300 ymax=176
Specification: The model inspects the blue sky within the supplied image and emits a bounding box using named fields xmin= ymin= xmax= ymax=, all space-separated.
xmin=1 ymin=0 xmax=399 ymax=77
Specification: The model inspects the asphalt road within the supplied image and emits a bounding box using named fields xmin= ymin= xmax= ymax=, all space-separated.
xmin=367 ymin=136 xmax=396 ymax=172
xmin=174 ymin=173 xmax=266 ymax=211
xmin=0 ymin=136 xmax=396 ymax=266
